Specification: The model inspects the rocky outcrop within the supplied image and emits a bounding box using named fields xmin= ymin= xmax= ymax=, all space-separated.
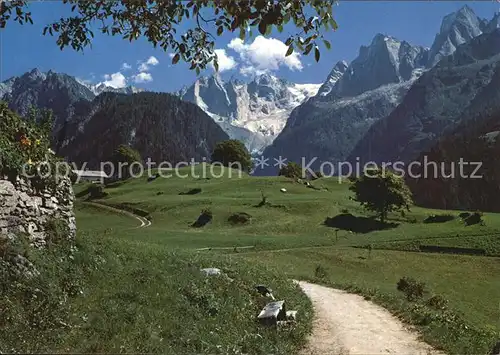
xmin=0 ymin=176 xmax=76 ymax=247
xmin=179 ymin=73 xmax=321 ymax=153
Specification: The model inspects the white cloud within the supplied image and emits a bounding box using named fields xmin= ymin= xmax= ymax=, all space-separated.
xmin=138 ymin=56 xmax=159 ymax=72
xmin=228 ymin=36 xmax=303 ymax=76
xmin=213 ymin=49 xmax=237 ymax=72
xmin=102 ymin=72 xmax=127 ymax=88
xmin=121 ymin=62 xmax=132 ymax=70
xmin=146 ymin=56 xmax=159 ymax=65
xmin=132 ymin=72 xmax=153 ymax=83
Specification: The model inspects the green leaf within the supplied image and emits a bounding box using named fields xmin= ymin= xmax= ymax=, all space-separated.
xmin=330 ymin=18 xmax=339 ymax=31
xmin=285 ymin=45 xmax=294 ymax=57
xmin=214 ymin=59 xmax=219 ymax=72
xmin=172 ymin=53 xmax=180 ymax=64
xmin=304 ymin=43 xmax=313 ymax=55
xmin=239 ymin=27 xmax=246 ymax=40
xmin=217 ymin=26 xmax=223 ymax=36
xmin=315 ymin=46 xmax=320 ymax=62
xmin=285 ymin=37 xmax=293 ymax=46
xmin=323 ymin=39 xmax=331 ymax=50
xmin=277 ymin=24 xmax=283 ymax=33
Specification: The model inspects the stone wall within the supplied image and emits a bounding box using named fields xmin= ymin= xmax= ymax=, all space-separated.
xmin=0 ymin=176 xmax=76 ymax=246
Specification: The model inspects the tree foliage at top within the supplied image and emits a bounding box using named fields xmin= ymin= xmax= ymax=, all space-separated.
xmin=0 ymin=0 xmax=338 ymax=73
xmin=349 ymin=168 xmax=413 ymax=223
xmin=211 ymin=139 xmax=253 ymax=172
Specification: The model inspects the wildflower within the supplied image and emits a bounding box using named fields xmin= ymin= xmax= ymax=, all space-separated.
xmin=20 ymin=135 xmax=31 ymax=146
xmin=27 ymin=159 xmax=33 ymax=165
xmin=35 ymin=139 xmax=41 ymax=145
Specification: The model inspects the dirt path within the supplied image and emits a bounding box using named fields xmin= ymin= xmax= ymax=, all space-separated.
xmin=297 ymin=281 xmax=444 ymax=355
xmin=83 ymin=202 xmax=151 ymax=229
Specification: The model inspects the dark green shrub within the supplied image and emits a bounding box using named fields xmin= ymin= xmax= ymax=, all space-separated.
xmin=341 ymin=208 xmax=349 ymax=214
xmin=397 ymin=276 xmax=426 ymax=301
xmin=424 ymin=214 xmax=455 ymax=224
xmin=314 ymin=265 xmax=327 ymax=279
xmin=310 ymin=171 xmax=323 ymax=180
xmin=44 ymin=218 xmax=70 ymax=246
xmin=427 ymin=294 xmax=449 ymax=310
xmin=279 ymin=162 xmax=303 ymax=179
xmin=228 ymin=212 xmax=252 ymax=225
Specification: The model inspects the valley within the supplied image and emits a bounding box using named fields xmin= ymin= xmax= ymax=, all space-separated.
xmin=65 ymin=167 xmax=499 ymax=354
xmin=1 ymin=2 xmax=500 ymax=354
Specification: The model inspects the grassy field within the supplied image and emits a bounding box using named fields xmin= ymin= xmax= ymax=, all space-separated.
xmin=68 ymin=165 xmax=500 ymax=354
xmin=1 ymin=204 xmax=312 ymax=354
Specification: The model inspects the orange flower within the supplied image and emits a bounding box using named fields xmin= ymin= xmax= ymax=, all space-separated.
xmin=20 ymin=135 xmax=31 ymax=146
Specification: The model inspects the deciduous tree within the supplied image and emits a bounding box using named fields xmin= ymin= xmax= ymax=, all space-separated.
xmin=349 ymin=168 xmax=413 ymax=223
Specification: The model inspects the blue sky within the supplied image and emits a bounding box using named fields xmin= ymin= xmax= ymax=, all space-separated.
xmin=1 ymin=1 xmax=499 ymax=92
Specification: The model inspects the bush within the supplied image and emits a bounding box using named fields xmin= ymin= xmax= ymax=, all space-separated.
xmin=424 ymin=214 xmax=455 ymax=224
xmin=397 ymin=276 xmax=427 ymax=301
xmin=44 ymin=218 xmax=70 ymax=246
xmin=310 ymin=171 xmax=323 ymax=180
xmin=0 ymin=102 xmax=61 ymax=189
xmin=314 ymin=265 xmax=327 ymax=279
xmin=228 ymin=212 xmax=252 ymax=225
xmin=427 ymin=295 xmax=449 ymax=310
xmin=279 ymin=162 xmax=303 ymax=179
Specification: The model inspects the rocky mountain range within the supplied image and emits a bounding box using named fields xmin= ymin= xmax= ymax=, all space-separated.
xmin=260 ymin=6 xmax=500 ymax=174
xmin=178 ymin=73 xmax=322 ymax=154
xmin=349 ymin=28 xmax=500 ymax=165
xmin=0 ymin=69 xmax=228 ymax=167
xmin=2 ymin=5 xmax=500 ymax=187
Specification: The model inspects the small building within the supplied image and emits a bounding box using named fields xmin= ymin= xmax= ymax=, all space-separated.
xmin=73 ymin=170 xmax=109 ymax=183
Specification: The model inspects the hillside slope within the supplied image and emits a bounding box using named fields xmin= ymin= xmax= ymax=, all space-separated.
xmin=59 ymin=92 xmax=229 ymax=168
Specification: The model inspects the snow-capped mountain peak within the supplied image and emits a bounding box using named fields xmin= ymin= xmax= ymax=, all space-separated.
xmin=83 ymin=81 xmax=144 ymax=96
xmin=180 ymin=74 xmax=320 ymax=153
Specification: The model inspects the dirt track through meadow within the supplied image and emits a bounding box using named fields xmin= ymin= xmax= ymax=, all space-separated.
xmin=297 ymin=281 xmax=444 ymax=355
